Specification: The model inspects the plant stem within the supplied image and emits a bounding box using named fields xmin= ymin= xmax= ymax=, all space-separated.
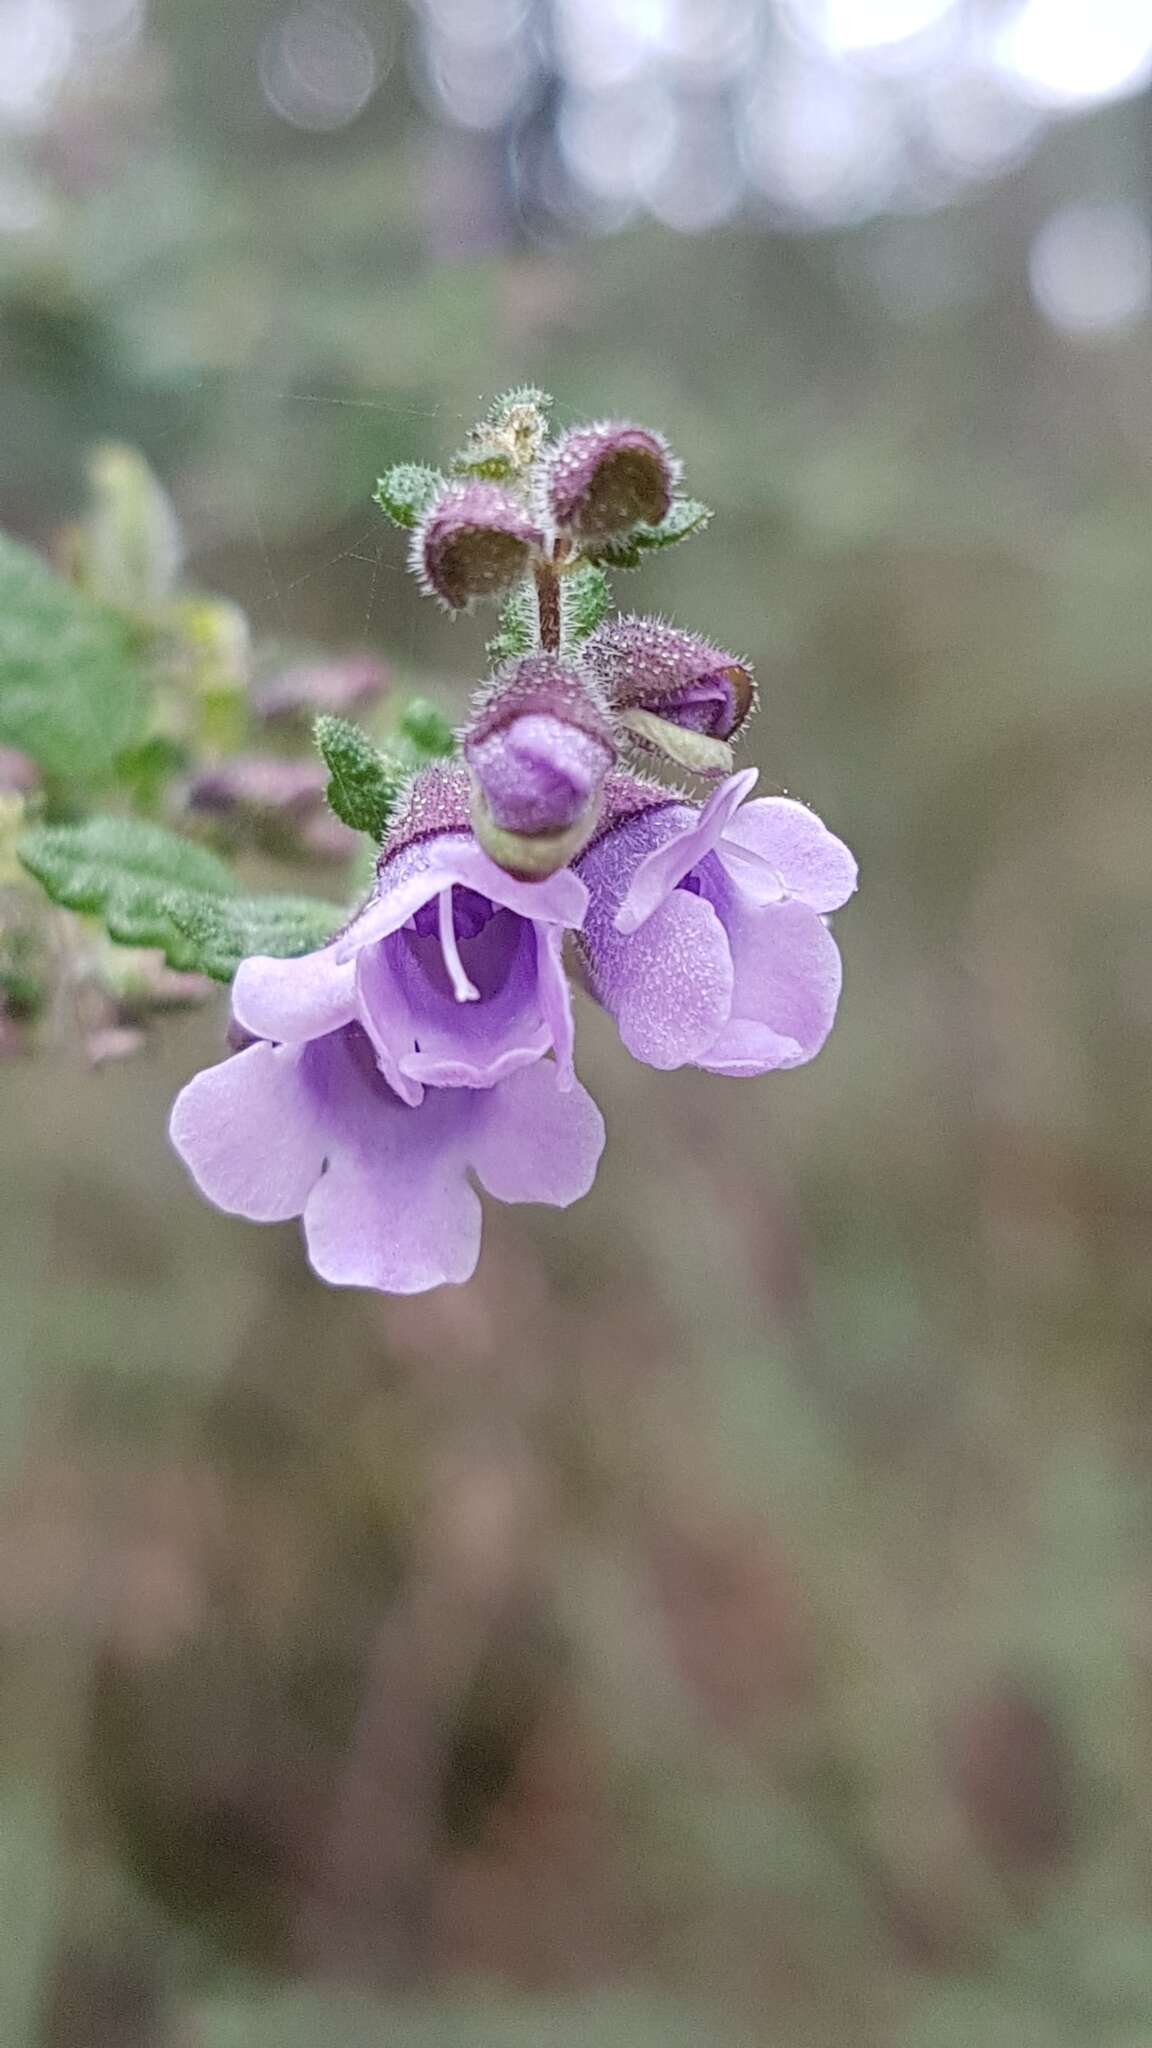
xmin=534 ymin=558 xmax=561 ymax=654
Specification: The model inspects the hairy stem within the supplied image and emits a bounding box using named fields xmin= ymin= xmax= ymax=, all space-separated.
xmin=534 ymin=558 xmax=561 ymax=654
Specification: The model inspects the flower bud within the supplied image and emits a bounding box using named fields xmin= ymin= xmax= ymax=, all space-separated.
xmin=545 ymin=422 xmax=676 ymax=542
xmin=584 ymin=615 xmax=755 ymax=776
xmin=464 ymin=655 xmax=616 ymax=878
xmin=415 ymin=482 xmax=544 ymax=611
xmin=0 ymin=747 xmax=40 ymax=798
xmin=187 ymin=755 xmax=358 ymax=859
xmin=254 ymin=653 xmax=391 ymax=728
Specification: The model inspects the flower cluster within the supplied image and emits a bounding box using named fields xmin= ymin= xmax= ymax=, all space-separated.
xmin=171 ymin=395 xmax=857 ymax=1292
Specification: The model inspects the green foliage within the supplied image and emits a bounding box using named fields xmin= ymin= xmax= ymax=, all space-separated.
xmin=485 ymin=585 xmax=536 ymax=668
xmin=196 ymin=1989 xmax=756 ymax=2048
xmin=452 ymin=389 xmax=554 ymax=484
xmin=0 ymin=532 xmax=150 ymax=779
xmin=113 ymin=733 xmax=190 ymax=812
xmin=372 ymin=464 xmax=445 ymax=530
xmin=449 ymin=445 xmax=517 ymax=483
xmin=587 ymin=497 xmax=713 ymax=569
xmin=18 ymin=817 xmax=340 ymax=981
xmin=314 ymin=714 xmax=404 ymax=839
xmin=488 ymin=386 xmax=553 ymax=424
xmin=0 ymin=1773 xmax=58 ymax=2048
xmin=81 ymin=442 xmax=182 ymax=613
xmin=562 ymin=562 xmax=611 ymax=644
xmin=160 ymin=890 xmax=343 ymax=981
xmin=396 ymin=696 xmax=456 ymax=758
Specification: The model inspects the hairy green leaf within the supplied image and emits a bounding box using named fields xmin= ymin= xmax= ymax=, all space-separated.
xmin=20 ymin=816 xmax=236 ymax=904
xmin=18 ymin=817 xmax=341 ymax=981
xmin=315 ymin=714 xmax=404 ymax=839
xmin=0 ymin=531 xmax=150 ymax=778
xmin=485 ymin=585 xmax=536 ymax=668
xmin=587 ymin=497 xmax=713 ymax=570
xmin=396 ymin=697 xmax=457 ymax=759
xmin=161 ymin=892 xmax=343 ymax=981
xmin=562 ymin=563 xmax=611 ymax=644
xmin=372 ymin=464 xmax=445 ymax=530
xmin=449 ymin=444 xmax=517 ymax=484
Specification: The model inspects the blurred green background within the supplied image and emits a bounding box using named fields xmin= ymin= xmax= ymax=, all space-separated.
xmin=3 ymin=0 xmax=1152 ymax=2042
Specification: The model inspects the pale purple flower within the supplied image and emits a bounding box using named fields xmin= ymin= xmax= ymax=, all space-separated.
xmin=0 ymin=746 xmax=40 ymax=796
xmin=171 ymin=1033 xmax=603 ymax=1293
xmin=187 ymin=755 xmax=327 ymax=819
xmin=254 ymin=653 xmax=391 ymax=727
xmin=577 ymin=769 xmax=857 ymax=1075
xmin=170 ymin=771 xmax=604 ymax=1292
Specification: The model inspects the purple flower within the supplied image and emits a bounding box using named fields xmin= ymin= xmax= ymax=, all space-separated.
xmin=253 ymin=654 xmax=391 ymax=727
xmin=464 ymin=653 xmax=616 ymax=877
xmin=577 ymin=769 xmax=857 ymax=1075
xmin=545 ymin=422 xmax=677 ymax=541
xmin=415 ymin=482 xmax=543 ymax=611
xmin=169 ymin=770 xmax=604 ymax=1292
xmin=187 ymin=755 xmax=327 ymax=819
xmin=171 ymin=1032 xmax=604 ymax=1294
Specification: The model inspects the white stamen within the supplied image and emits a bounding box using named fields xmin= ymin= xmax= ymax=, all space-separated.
xmin=438 ymin=886 xmax=480 ymax=1003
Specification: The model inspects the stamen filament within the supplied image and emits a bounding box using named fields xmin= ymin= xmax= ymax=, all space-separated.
xmin=438 ymin=886 xmax=480 ymax=1002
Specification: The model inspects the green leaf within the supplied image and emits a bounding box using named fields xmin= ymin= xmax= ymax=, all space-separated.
xmin=20 ymin=815 xmax=236 ymax=904
xmin=0 ymin=531 xmax=150 ymax=779
xmin=161 ymin=891 xmax=343 ymax=981
xmin=485 ymin=585 xmax=536 ymax=668
xmin=587 ymin=497 xmax=713 ymax=570
xmin=372 ymin=464 xmax=445 ymax=530
xmin=562 ymin=563 xmax=611 ymax=644
xmin=488 ymin=386 xmax=553 ymax=424
xmin=396 ymin=697 xmax=457 ymax=760
xmin=18 ymin=816 xmax=341 ymax=981
xmin=315 ymin=713 xmax=405 ymax=839
xmin=449 ymin=444 xmax=517 ymax=484
xmin=113 ymin=733 xmax=190 ymax=811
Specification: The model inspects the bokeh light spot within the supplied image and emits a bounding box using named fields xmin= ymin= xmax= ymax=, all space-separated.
xmin=994 ymin=0 xmax=1152 ymax=109
xmin=258 ymin=5 xmax=381 ymax=133
xmin=1029 ymin=202 xmax=1152 ymax=334
xmin=0 ymin=0 xmax=73 ymax=125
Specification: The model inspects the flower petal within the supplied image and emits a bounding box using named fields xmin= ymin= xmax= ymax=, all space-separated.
xmin=302 ymin=1081 xmax=482 ymax=1293
xmin=335 ymin=836 xmax=587 ymax=963
xmin=702 ymin=898 xmax=842 ymax=1074
xmin=169 ymin=1041 xmax=325 ymax=1219
xmin=353 ymin=947 xmax=423 ymax=1106
xmin=535 ymin=923 xmax=575 ymax=1087
xmin=615 ymin=769 xmax=758 ymax=935
xmin=468 ymin=1062 xmax=605 ymax=1206
xmin=720 ymin=798 xmax=857 ymax=913
xmin=356 ymin=909 xmax=552 ymax=1093
xmin=232 ymin=946 xmax=357 ymax=1044
xmin=590 ymin=887 xmax=734 ymax=1070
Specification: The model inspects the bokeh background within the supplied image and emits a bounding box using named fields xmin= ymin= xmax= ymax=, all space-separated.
xmin=3 ymin=1 xmax=1152 ymax=2043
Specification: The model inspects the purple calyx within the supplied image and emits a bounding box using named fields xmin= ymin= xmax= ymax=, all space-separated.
xmin=416 ymin=482 xmax=543 ymax=611
xmin=546 ymin=422 xmax=676 ymax=541
xmin=583 ymin=616 xmax=756 ymax=749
